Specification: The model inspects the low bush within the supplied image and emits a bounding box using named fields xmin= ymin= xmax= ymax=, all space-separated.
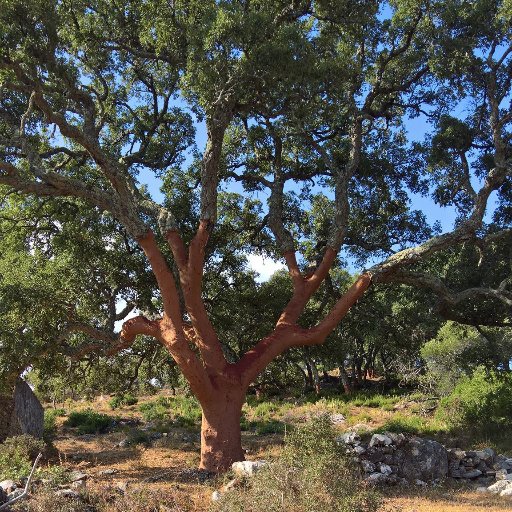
xmin=65 ymin=409 xmax=113 ymax=434
xmin=436 ymin=368 xmax=512 ymax=430
xmin=376 ymin=414 xmax=446 ymax=436
xmin=43 ymin=408 xmax=66 ymax=439
xmin=11 ymin=488 xmax=183 ymax=512
xmin=0 ymin=435 xmax=45 ymax=481
xmin=139 ymin=395 xmax=201 ymax=426
xmin=213 ymin=415 xmax=380 ymax=512
xmin=109 ymin=393 xmax=138 ymax=409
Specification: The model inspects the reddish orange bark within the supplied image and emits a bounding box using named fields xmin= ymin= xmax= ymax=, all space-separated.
xmin=121 ymin=227 xmax=371 ymax=472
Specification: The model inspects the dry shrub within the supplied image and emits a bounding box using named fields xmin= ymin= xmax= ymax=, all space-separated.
xmin=13 ymin=487 xmax=185 ymax=512
xmin=213 ymin=416 xmax=380 ymax=512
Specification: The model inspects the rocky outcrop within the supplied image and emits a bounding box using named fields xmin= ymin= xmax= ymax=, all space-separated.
xmin=0 ymin=380 xmax=44 ymax=443
xmin=338 ymin=431 xmax=512 ymax=492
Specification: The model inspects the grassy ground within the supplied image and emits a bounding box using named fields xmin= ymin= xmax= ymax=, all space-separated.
xmin=12 ymin=389 xmax=512 ymax=511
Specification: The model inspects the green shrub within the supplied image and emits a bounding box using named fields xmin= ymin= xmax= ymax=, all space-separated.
xmin=254 ymin=420 xmax=286 ymax=435
xmin=437 ymin=368 xmax=512 ymax=430
xmin=376 ymin=414 xmax=446 ymax=436
xmin=213 ymin=416 xmax=380 ymax=512
xmin=44 ymin=408 xmax=66 ymax=439
xmin=139 ymin=398 xmax=171 ymax=423
xmin=109 ymin=393 xmax=138 ymax=409
xmin=139 ymin=395 xmax=201 ymax=426
xmin=0 ymin=435 xmax=45 ymax=481
xmin=65 ymin=409 xmax=113 ymax=434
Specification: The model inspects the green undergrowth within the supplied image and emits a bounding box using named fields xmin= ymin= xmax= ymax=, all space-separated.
xmin=65 ymin=409 xmax=114 ymax=434
xmin=213 ymin=416 xmax=380 ymax=512
xmin=109 ymin=393 xmax=138 ymax=409
xmin=139 ymin=395 xmax=201 ymax=427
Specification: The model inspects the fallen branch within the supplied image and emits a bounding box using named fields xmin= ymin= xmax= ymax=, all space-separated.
xmin=0 ymin=452 xmax=42 ymax=511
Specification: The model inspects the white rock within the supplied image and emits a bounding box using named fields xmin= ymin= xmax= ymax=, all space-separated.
xmin=369 ymin=434 xmax=392 ymax=447
xmin=496 ymin=469 xmax=512 ymax=480
xmin=336 ymin=432 xmax=360 ymax=445
xmin=476 ymin=486 xmax=489 ymax=493
xmin=55 ymin=489 xmax=80 ymax=499
xmin=330 ymin=413 xmax=346 ymax=425
xmin=0 ymin=480 xmax=16 ymax=494
xmin=70 ymin=471 xmax=88 ymax=482
xmin=487 ymin=480 xmax=512 ymax=493
xmin=379 ymin=463 xmax=393 ymax=476
xmin=211 ymin=491 xmax=222 ymax=501
xmin=500 ymin=487 xmax=512 ymax=497
xmin=231 ymin=460 xmax=267 ymax=477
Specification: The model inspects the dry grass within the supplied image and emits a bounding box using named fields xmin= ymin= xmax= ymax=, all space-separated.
xmin=33 ymin=392 xmax=512 ymax=512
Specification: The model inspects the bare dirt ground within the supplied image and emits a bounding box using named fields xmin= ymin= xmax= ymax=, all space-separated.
xmin=37 ymin=394 xmax=512 ymax=512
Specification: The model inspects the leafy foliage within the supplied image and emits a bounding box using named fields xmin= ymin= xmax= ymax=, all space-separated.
xmin=213 ymin=416 xmax=380 ymax=512
xmin=65 ymin=410 xmax=113 ymax=434
xmin=437 ymin=368 xmax=512 ymax=431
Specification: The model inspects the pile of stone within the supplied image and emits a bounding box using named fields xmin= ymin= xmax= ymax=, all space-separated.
xmin=338 ymin=431 xmax=512 ymax=497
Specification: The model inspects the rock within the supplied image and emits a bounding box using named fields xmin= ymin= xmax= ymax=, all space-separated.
xmin=361 ymin=460 xmax=376 ymax=473
xmin=415 ymin=479 xmax=427 ymax=487
xmin=379 ymin=463 xmax=393 ymax=476
xmin=71 ymin=480 xmax=86 ymax=490
xmin=495 ymin=469 xmax=512 ymax=480
xmin=487 ymin=480 xmax=512 ymax=493
xmin=500 ymin=486 xmax=512 ymax=497
xmin=211 ymin=490 xmax=222 ymax=501
xmin=0 ymin=488 xmax=7 ymax=505
xmin=364 ymin=448 xmax=386 ymax=464
xmin=9 ymin=380 xmax=44 ymax=440
xmin=476 ymin=486 xmax=489 ymax=493
xmin=336 ymin=432 xmax=360 ymax=445
xmin=448 ymin=449 xmax=466 ymax=461
xmin=366 ymin=472 xmax=389 ymax=485
xmin=386 ymin=432 xmax=406 ymax=446
xmin=475 ymin=448 xmax=495 ymax=464
xmin=99 ymin=469 xmax=118 ymax=476
xmin=70 ymin=471 xmax=88 ymax=482
xmin=462 ymin=469 xmax=482 ymax=479
xmin=231 ymin=460 xmax=267 ymax=477
xmin=353 ymin=445 xmax=366 ymax=455
xmin=222 ymin=479 xmax=239 ymax=492
xmin=7 ymin=489 xmax=24 ymax=500
xmin=330 ymin=413 xmax=346 ymax=425
xmin=55 ymin=489 xmax=80 ymax=499
xmin=369 ymin=434 xmax=393 ymax=447
xmin=117 ymin=438 xmax=130 ymax=448
xmin=395 ymin=437 xmax=448 ymax=482
xmin=0 ymin=480 xmax=17 ymax=494
xmin=116 ymin=481 xmax=129 ymax=493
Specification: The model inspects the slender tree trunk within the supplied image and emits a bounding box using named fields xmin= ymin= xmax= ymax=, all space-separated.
xmin=311 ymin=359 xmax=320 ymax=394
xmin=199 ymin=390 xmax=245 ymax=472
xmin=339 ymin=366 xmax=353 ymax=394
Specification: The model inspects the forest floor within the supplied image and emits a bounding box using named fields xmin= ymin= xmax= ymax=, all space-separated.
xmin=20 ymin=389 xmax=512 ymax=511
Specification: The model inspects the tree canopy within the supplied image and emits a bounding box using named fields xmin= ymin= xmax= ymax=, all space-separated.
xmin=0 ymin=0 xmax=511 ymax=470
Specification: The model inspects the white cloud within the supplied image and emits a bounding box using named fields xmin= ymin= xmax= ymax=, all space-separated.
xmin=247 ymin=253 xmax=286 ymax=282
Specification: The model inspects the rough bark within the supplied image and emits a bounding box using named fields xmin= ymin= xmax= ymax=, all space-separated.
xmin=0 ymin=381 xmax=43 ymax=443
xmin=199 ymin=391 xmax=245 ymax=472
